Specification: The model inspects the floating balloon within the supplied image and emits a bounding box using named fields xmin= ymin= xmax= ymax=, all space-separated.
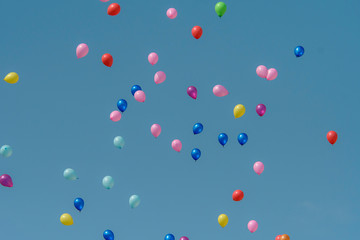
xmin=100 ymin=0 xmax=109 ymax=2
xmin=193 ymin=123 xmax=203 ymax=135
xmin=151 ymin=124 xmax=162 ymax=138
xmin=117 ymin=99 xmax=127 ymax=113
xmin=218 ymin=214 xmax=228 ymax=228
xmin=191 ymin=148 xmax=201 ymax=161
xmin=134 ymin=90 xmax=146 ymax=102
xmin=129 ymin=195 xmax=140 ymax=208
xmin=248 ymin=220 xmax=258 ymax=233
xmin=237 ymin=133 xmax=248 ymax=146
xmin=213 ymin=85 xmax=229 ymax=97
xmin=275 ymin=235 xmax=282 ymax=240
xmin=327 ymin=131 xmax=338 ymax=145
xmin=3 ymin=72 xmax=19 ymax=84
xmin=103 ymin=230 xmax=114 ymax=240
xmin=74 ymin=198 xmax=84 ymax=212
xmin=102 ymin=53 xmax=113 ymax=67
xmin=167 ymin=8 xmax=177 ymax=19
xmin=113 ymin=136 xmax=125 ymax=149
xmin=154 ymin=71 xmax=166 ymax=84
xmin=76 ymin=43 xmax=89 ymax=58
xmin=192 ymin=26 xmax=203 ymax=39
xmin=253 ymin=162 xmax=264 ymax=175
xmin=180 ymin=237 xmax=189 ymax=240
xmin=234 ymin=104 xmax=245 ymax=119
xmin=172 ymin=139 xmax=182 ymax=152
xmin=148 ymin=52 xmax=158 ymax=65
xmin=232 ymin=190 xmax=244 ymax=201
xmin=0 ymin=145 xmax=13 ymax=157
xmin=165 ymin=234 xmax=175 ymax=240
xmin=266 ymin=68 xmax=278 ymax=81
xmin=215 ymin=2 xmax=227 ymax=17
xmin=218 ymin=133 xmax=228 ymax=146
xmin=60 ymin=213 xmax=73 ymax=226
xmin=131 ymin=85 xmax=142 ymax=96
xmin=63 ymin=168 xmax=78 ymax=180
xmin=0 ymin=174 xmax=13 ymax=187
xmin=107 ymin=3 xmax=120 ymax=16
xmin=187 ymin=86 xmax=198 ymax=99
xmin=294 ymin=46 xmax=304 ymax=57
xmin=256 ymin=104 xmax=266 ymax=117
xmin=110 ymin=111 xmax=122 ymax=122
xmin=256 ymin=65 xmax=268 ymax=78
xmin=102 ymin=176 xmax=114 ymax=189
xmin=281 ymin=234 xmax=290 ymax=240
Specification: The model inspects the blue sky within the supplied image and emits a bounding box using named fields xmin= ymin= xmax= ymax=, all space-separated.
xmin=1 ymin=0 xmax=360 ymax=239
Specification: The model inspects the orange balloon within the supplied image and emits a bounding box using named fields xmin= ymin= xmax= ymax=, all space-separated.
xmin=281 ymin=234 xmax=290 ymax=240
xmin=327 ymin=131 xmax=337 ymax=145
xmin=275 ymin=235 xmax=282 ymax=240
xmin=102 ymin=53 xmax=113 ymax=67
xmin=192 ymin=26 xmax=203 ymax=39
xmin=108 ymin=3 xmax=121 ymax=16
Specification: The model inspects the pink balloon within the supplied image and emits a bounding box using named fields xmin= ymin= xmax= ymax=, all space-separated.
xmin=167 ymin=8 xmax=178 ymax=19
xmin=213 ymin=85 xmax=229 ymax=97
xmin=154 ymin=71 xmax=166 ymax=84
xmin=179 ymin=237 xmax=189 ymax=240
xmin=256 ymin=65 xmax=268 ymax=78
xmin=253 ymin=161 xmax=264 ymax=175
xmin=76 ymin=43 xmax=89 ymax=59
xmin=151 ymin=124 xmax=161 ymax=138
xmin=248 ymin=220 xmax=258 ymax=233
xmin=187 ymin=86 xmax=197 ymax=99
xmin=266 ymin=68 xmax=278 ymax=81
xmin=110 ymin=111 xmax=122 ymax=122
xmin=148 ymin=52 xmax=159 ymax=65
xmin=134 ymin=90 xmax=146 ymax=102
xmin=171 ymin=139 xmax=182 ymax=152
xmin=100 ymin=0 xmax=109 ymax=2
xmin=256 ymin=104 xmax=266 ymax=117
xmin=0 ymin=174 xmax=13 ymax=187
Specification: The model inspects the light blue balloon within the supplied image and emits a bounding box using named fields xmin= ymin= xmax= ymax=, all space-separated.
xmin=113 ymin=136 xmax=125 ymax=149
xmin=63 ymin=168 xmax=78 ymax=180
xmin=102 ymin=176 xmax=114 ymax=189
xmin=129 ymin=195 xmax=141 ymax=209
xmin=0 ymin=145 xmax=13 ymax=158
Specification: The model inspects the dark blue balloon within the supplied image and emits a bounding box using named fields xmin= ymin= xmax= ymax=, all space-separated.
xmin=103 ymin=230 xmax=114 ymax=240
xmin=237 ymin=133 xmax=248 ymax=146
xmin=117 ymin=99 xmax=127 ymax=113
xmin=131 ymin=85 xmax=142 ymax=96
xmin=191 ymin=148 xmax=201 ymax=161
xmin=74 ymin=198 xmax=84 ymax=212
xmin=165 ymin=234 xmax=175 ymax=240
xmin=294 ymin=46 xmax=304 ymax=57
xmin=218 ymin=133 xmax=228 ymax=146
xmin=193 ymin=123 xmax=204 ymax=135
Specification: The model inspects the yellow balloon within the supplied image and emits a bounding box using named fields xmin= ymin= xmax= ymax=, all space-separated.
xmin=3 ymin=72 xmax=19 ymax=84
xmin=60 ymin=213 xmax=73 ymax=226
xmin=233 ymin=104 xmax=245 ymax=119
xmin=218 ymin=214 xmax=228 ymax=228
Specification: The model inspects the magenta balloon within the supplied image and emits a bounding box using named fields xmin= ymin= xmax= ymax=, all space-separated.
xmin=256 ymin=104 xmax=266 ymax=116
xmin=180 ymin=237 xmax=189 ymax=240
xmin=187 ymin=86 xmax=197 ymax=99
xmin=0 ymin=174 xmax=13 ymax=187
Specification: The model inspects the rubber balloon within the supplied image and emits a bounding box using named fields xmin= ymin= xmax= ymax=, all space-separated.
xmin=3 ymin=72 xmax=19 ymax=84
xmin=110 ymin=111 xmax=122 ymax=122
xmin=187 ymin=86 xmax=198 ymax=99
xmin=191 ymin=148 xmax=201 ymax=161
xmin=218 ymin=133 xmax=228 ymax=146
xmin=192 ymin=26 xmax=203 ymax=39
xmin=248 ymin=220 xmax=258 ymax=233
xmin=107 ymin=3 xmax=120 ymax=16
xmin=102 ymin=53 xmax=113 ymax=67
xmin=113 ymin=136 xmax=125 ymax=149
xmin=180 ymin=237 xmax=189 ymax=240
xmin=0 ymin=174 xmax=13 ymax=187
xmin=275 ymin=235 xmax=282 ymax=240
xmin=102 ymin=176 xmax=114 ymax=189
xmin=256 ymin=104 xmax=266 ymax=117
xmin=294 ymin=46 xmax=304 ymax=57
xmin=218 ymin=214 xmax=228 ymax=228
xmin=117 ymin=99 xmax=127 ymax=112
xmin=172 ymin=139 xmax=182 ymax=152
xmin=237 ymin=133 xmax=248 ymax=146
xmin=134 ymin=90 xmax=146 ymax=102
xmin=213 ymin=85 xmax=229 ymax=97
xmin=232 ymin=190 xmax=244 ymax=201
xmin=63 ymin=168 xmax=78 ymax=180
xmin=193 ymin=123 xmax=203 ymax=135
xmin=131 ymin=85 xmax=142 ymax=96
xmin=253 ymin=161 xmax=264 ymax=175
xmin=165 ymin=234 xmax=175 ymax=240
xmin=256 ymin=65 xmax=268 ymax=78
xmin=103 ymin=230 xmax=114 ymax=240
xmin=234 ymin=104 xmax=245 ymax=119
xmin=151 ymin=124 xmax=162 ymax=138
xmin=100 ymin=0 xmax=109 ymax=2
xmin=154 ymin=71 xmax=166 ymax=84
xmin=281 ymin=234 xmax=290 ymax=240
xmin=60 ymin=213 xmax=73 ymax=226
xmin=215 ymin=2 xmax=227 ymax=17
xmin=76 ymin=43 xmax=89 ymax=58
xmin=148 ymin=52 xmax=158 ymax=65
xmin=167 ymin=8 xmax=177 ymax=19
xmin=129 ymin=195 xmax=140 ymax=208
xmin=74 ymin=198 xmax=84 ymax=212
xmin=327 ymin=131 xmax=337 ymax=145
xmin=0 ymin=145 xmax=13 ymax=157
xmin=266 ymin=68 xmax=278 ymax=81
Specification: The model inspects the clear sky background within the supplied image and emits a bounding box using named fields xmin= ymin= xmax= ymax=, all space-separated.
xmin=1 ymin=0 xmax=360 ymax=239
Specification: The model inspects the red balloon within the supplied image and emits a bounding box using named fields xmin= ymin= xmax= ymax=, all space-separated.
xmin=327 ymin=131 xmax=338 ymax=145
xmin=102 ymin=54 xmax=113 ymax=67
xmin=275 ymin=235 xmax=282 ymax=240
xmin=108 ymin=3 xmax=121 ymax=16
xmin=232 ymin=190 xmax=244 ymax=201
xmin=192 ymin=26 xmax=203 ymax=39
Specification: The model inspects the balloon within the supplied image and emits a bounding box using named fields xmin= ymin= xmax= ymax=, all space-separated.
xmin=232 ymin=190 xmax=244 ymax=201
xmin=76 ymin=43 xmax=89 ymax=58
xmin=281 ymin=234 xmax=290 ymax=240
xmin=327 ymin=131 xmax=338 ymax=145
xmin=187 ymin=86 xmax=198 ymax=99
xmin=110 ymin=110 xmax=122 ymax=122
xmin=74 ymin=198 xmax=84 ymax=212
xmin=131 ymin=85 xmax=142 ymax=96
xmin=256 ymin=104 xmax=266 ymax=117
xmin=0 ymin=145 xmax=13 ymax=157
xmin=266 ymin=68 xmax=278 ymax=81
xmin=154 ymin=71 xmax=166 ymax=84
xmin=167 ymin=8 xmax=177 ymax=19
xmin=253 ymin=161 xmax=264 ymax=175
xmin=107 ymin=3 xmax=120 ymax=16
xmin=100 ymin=0 xmax=109 ymax=2
xmin=151 ymin=124 xmax=162 ymax=138
xmin=129 ymin=195 xmax=140 ymax=208
xmin=117 ymin=99 xmax=127 ymax=112
xmin=148 ymin=52 xmax=158 ymax=65
xmin=103 ymin=230 xmax=114 ymax=240
xmin=172 ymin=139 xmax=182 ymax=152
xmin=191 ymin=148 xmax=201 ymax=161
xmin=180 ymin=237 xmax=189 ymax=240
xmin=256 ymin=65 xmax=268 ymax=78
xmin=113 ymin=136 xmax=125 ymax=149
xmin=102 ymin=53 xmax=113 ymax=67
xmin=237 ymin=133 xmax=248 ymax=146
xmin=275 ymin=235 xmax=282 ymax=240
xmin=192 ymin=26 xmax=203 ymax=39
xmin=0 ymin=174 xmax=13 ymax=187
xmin=248 ymin=220 xmax=258 ymax=233
xmin=60 ymin=213 xmax=73 ymax=226
xmin=213 ymin=85 xmax=229 ymax=97
xmin=63 ymin=168 xmax=78 ymax=180
xmin=193 ymin=123 xmax=203 ymax=135
xmin=218 ymin=133 xmax=228 ymax=146
xmin=294 ymin=46 xmax=304 ymax=57
xmin=165 ymin=234 xmax=175 ymax=240
xmin=234 ymin=104 xmax=245 ymax=119
xmin=102 ymin=176 xmax=114 ymax=189
xmin=3 ymin=72 xmax=19 ymax=84
xmin=134 ymin=90 xmax=146 ymax=102
xmin=218 ymin=214 xmax=228 ymax=228
xmin=215 ymin=2 xmax=227 ymax=17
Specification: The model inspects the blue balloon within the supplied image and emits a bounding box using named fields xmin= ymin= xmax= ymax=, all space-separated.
xmin=117 ymin=99 xmax=127 ymax=113
xmin=193 ymin=123 xmax=204 ymax=135
xmin=294 ymin=46 xmax=304 ymax=57
xmin=103 ymin=230 xmax=114 ymax=240
xmin=191 ymin=148 xmax=201 ymax=161
xmin=131 ymin=85 xmax=142 ymax=96
xmin=237 ymin=133 xmax=248 ymax=146
xmin=165 ymin=234 xmax=175 ymax=240
xmin=74 ymin=198 xmax=84 ymax=212
xmin=218 ymin=133 xmax=228 ymax=146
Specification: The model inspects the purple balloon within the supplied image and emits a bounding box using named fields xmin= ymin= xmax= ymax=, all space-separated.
xmin=187 ymin=86 xmax=197 ymax=100
xmin=256 ymin=104 xmax=266 ymax=117
xmin=180 ymin=237 xmax=189 ymax=240
xmin=0 ymin=174 xmax=13 ymax=187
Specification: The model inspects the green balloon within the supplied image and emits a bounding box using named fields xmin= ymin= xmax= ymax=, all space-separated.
xmin=215 ymin=2 xmax=227 ymax=17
